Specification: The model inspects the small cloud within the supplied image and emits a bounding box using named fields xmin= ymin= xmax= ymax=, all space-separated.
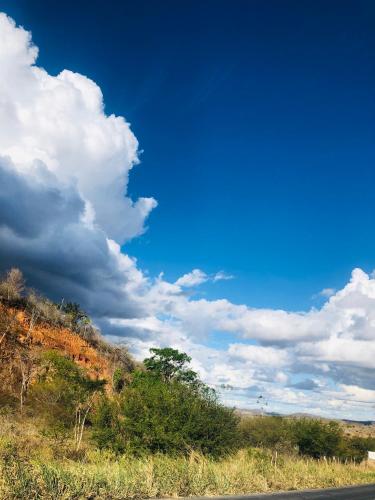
xmin=275 ymin=371 xmax=288 ymax=384
xmin=175 ymin=269 xmax=208 ymax=288
xmin=312 ymin=287 xmax=336 ymax=300
xmin=175 ymin=269 xmax=234 ymax=288
xmin=320 ymin=288 xmax=336 ymax=298
xmin=213 ymin=271 xmax=234 ymax=282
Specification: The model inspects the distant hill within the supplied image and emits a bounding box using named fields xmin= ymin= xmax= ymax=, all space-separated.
xmin=343 ymin=419 xmax=375 ymax=426
xmin=237 ymin=408 xmax=282 ymax=417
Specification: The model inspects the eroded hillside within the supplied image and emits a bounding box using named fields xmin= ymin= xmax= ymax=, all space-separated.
xmin=0 ymin=274 xmax=135 ymax=404
xmin=1 ymin=304 xmax=116 ymax=380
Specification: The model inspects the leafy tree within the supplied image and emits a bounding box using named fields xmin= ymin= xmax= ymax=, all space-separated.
xmin=144 ymin=347 xmax=198 ymax=385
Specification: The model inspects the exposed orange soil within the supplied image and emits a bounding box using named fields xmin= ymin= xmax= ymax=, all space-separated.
xmin=7 ymin=306 xmax=113 ymax=382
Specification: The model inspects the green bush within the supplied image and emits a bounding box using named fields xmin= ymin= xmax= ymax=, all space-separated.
xmin=292 ymin=419 xmax=343 ymax=458
xmin=93 ymin=371 xmax=239 ymax=456
xmin=240 ymin=416 xmax=294 ymax=453
xmin=112 ymin=367 xmax=127 ymax=393
xmin=339 ymin=435 xmax=375 ymax=462
xmin=29 ymin=351 xmax=105 ymax=435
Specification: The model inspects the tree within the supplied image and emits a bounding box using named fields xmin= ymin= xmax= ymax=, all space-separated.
xmin=0 ymin=305 xmax=32 ymax=408
xmin=144 ymin=347 xmax=198 ymax=385
xmin=0 ymin=268 xmax=25 ymax=302
xmin=16 ymin=350 xmax=39 ymax=414
xmin=30 ymin=351 xmax=105 ymax=450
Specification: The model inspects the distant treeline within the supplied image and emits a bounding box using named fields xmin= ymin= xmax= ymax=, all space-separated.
xmin=240 ymin=415 xmax=375 ymax=462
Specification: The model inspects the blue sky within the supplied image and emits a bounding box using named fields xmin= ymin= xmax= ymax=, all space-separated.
xmin=3 ymin=0 xmax=375 ymax=310
xmin=1 ymin=1 xmax=375 ymax=418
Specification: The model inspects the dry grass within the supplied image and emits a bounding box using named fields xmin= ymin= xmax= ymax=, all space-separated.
xmin=1 ymin=437 xmax=375 ymax=499
xmin=1 ymin=415 xmax=375 ymax=499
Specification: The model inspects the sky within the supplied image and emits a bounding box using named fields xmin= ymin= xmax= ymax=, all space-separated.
xmin=0 ymin=0 xmax=375 ymax=419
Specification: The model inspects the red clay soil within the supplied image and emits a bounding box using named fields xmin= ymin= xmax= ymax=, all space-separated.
xmin=2 ymin=304 xmax=113 ymax=382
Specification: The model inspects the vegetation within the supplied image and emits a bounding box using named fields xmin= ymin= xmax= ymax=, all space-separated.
xmin=1 ymin=429 xmax=375 ymax=500
xmin=30 ymin=351 xmax=105 ymax=450
xmin=93 ymin=370 xmax=238 ymax=456
xmin=240 ymin=415 xmax=375 ymax=462
xmin=144 ymin=347 xmax=199 ymax=384
xmin=0 ymin=268 xmax=25 ymax=303
xmin=1 ymin=267 xmax=375 ymax=498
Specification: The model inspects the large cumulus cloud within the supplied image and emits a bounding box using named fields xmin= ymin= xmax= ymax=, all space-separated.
xmin=0 ymin=12 xmax=154 ymax=317
xmin=0 ymin=13 xmax=156 ymax=244
xmin=1 ymin=12 xmax=375 ymax=420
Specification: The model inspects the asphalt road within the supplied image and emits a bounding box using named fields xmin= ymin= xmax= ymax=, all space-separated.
xmin=186 ymin=484 xmax=375 ymax=499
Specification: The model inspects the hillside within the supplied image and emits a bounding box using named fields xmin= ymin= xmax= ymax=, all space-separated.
xmin=0 ymin=278 xmax=135 ymax=404
xmin=1 ymin=304 xmax=116 ymax=379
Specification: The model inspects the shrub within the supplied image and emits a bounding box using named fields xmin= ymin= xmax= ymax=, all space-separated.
xmin=93 ymin=371 xmax=239 ymax=456
xmin=292 ymin=419 xmax=343 ymax=458
xmin=112 ymin=367 xmax=127 ymax=393
xmin=29 ymin=351 xmax=105 ymax=449
xmin=26 ymin=290 xmax=66 ymax=327
xmin=339 ymin=436 xmax=375 ymax=462
xmin=238 ymin=416 xmax=370 ymax=461
xmin=239 ymin=416 xmax=295 ymax=453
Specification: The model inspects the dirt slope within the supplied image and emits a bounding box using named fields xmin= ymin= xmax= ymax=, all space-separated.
xmin=0 ymin=303 xmax=128 ymax=386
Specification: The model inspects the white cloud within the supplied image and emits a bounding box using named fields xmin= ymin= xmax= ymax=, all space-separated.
xmin=175 ymin=269 xmax=208 ymax=287
xmin=1 ymin=12 xmax=375 ymax=420
xmin=213 ymin=271 xmax=234 ymax=282
xmin=297 ymin=336 xmax=375 ymax=370
xmin=175 ymin=269 xmax=234 ymax=288
xmin=318 ymin=288 xmax=336 ymax=299
xmin=0 ymin=13 xmax=156 ymax=244
xmin=228 ymin=343 xmax=290 ymax=367
xmin=338 ymin=384 xmax=375 ymax=404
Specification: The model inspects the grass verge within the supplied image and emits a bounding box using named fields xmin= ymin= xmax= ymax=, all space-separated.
xmin=1 ymin=443 xmax=375 ymax=499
